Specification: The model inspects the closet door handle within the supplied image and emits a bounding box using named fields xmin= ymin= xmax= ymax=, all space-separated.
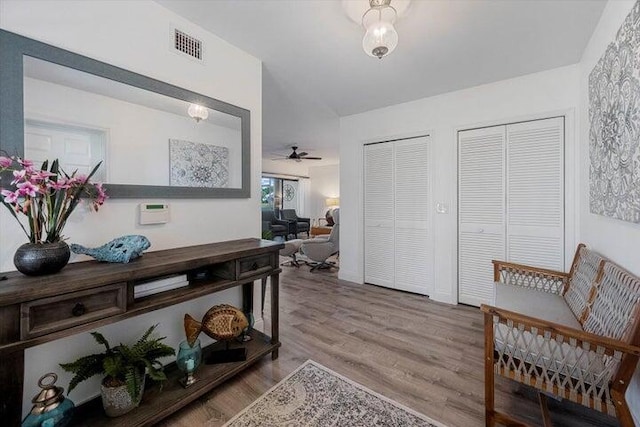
xmin=478 ymin=228 xmax=485 ymax=233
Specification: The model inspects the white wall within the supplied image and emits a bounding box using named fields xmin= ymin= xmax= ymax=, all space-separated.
xmin=24 ymin=77 xmax=242 ymax=187
xmin=339 ymin=65 xmax=580 ymax=303
xmin=0 ymin=0 xmax=262 ymax=416
xmin=262 ymin=158 xmax=309 ymax=177
xmin=578 ymin=0 xmax=640 ymax=422
xmin=308 ymin=164 xmax=340 ymax=223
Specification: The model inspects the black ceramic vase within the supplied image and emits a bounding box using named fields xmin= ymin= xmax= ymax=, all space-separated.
xmin=14 ymin=241 xmax=71 ymax=276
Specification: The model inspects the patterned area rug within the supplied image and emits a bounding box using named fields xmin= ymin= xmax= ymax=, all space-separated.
xmin=223 ymin=360 xmax=444 ymax=427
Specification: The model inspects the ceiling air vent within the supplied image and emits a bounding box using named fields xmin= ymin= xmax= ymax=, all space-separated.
xmin=174 ymin=29 xmax=202 ymax=60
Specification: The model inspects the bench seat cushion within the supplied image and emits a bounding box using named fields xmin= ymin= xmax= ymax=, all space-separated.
xmin=493 ymin=283 xmax=581 ymax=329
xmin=492 ymin=283 xmax=607 ymax=386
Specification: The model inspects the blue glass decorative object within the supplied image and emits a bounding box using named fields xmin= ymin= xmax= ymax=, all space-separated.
xmin=177 ymin=339 xmax=202 ymax=388
xmin=22 ymin=373 xmax=75 ymax=427
xmin=70 ymin=235 xmax=150 ymax=263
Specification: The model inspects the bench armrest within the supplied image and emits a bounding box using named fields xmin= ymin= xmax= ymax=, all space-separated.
xmin=492 ymin=260 xmax=569 ymax=295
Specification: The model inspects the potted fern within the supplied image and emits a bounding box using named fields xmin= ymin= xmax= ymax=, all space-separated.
xmin=60 ymin=325 xmax=175 ymax=417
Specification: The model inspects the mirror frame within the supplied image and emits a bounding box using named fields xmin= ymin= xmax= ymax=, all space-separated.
xmin=0 ymin=29 xmax=251 ymax=198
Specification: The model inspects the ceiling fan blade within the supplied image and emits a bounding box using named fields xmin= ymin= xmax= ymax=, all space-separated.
xmin=303 ymin=156 xmax=323 ymax=160
xmin=297 ymin=151 xmax=308 ymax=157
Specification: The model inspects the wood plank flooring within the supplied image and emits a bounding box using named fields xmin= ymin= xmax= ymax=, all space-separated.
xmin=161 ymin=264 xmax=618 ymax=427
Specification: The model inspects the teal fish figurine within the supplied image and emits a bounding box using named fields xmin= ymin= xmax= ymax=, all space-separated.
xmin=71 ymin=235 xmax=151 ymax=263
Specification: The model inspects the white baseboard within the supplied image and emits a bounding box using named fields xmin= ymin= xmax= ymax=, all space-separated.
xmin=431 ymin=291 xmax=456 ymax=305
xmin=338 ymin=270 xmax=362 ymax=284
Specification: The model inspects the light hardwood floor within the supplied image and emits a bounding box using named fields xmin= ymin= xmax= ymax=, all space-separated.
xmin=162 ymin=264 xmax=618 ymax=427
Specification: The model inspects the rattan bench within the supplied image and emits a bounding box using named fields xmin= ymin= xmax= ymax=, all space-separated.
xmin=481 ymin=244 xmax=640 ymax=426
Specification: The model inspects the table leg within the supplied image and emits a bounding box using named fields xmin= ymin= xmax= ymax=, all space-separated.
xmin=0 ymin=349 xmax=24 ymax=425
xmin=261 ymin=277 xmax=268 ymax=316
xmin=242 ymin=282 xmax=254 ymax=336
xmin=270 ymin=273 xmax=279 ymax=360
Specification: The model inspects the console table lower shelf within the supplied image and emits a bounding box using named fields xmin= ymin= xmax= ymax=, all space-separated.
xmin=72 ymin=329 xmax=280 ymax=426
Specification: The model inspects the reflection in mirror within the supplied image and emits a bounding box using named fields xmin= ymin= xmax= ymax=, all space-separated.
xmin=23 ymin=56 xmax=242 ymax=189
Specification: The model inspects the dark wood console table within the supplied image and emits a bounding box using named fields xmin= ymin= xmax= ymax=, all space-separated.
xmin=0 ymin=238 xmax=284 ymax=426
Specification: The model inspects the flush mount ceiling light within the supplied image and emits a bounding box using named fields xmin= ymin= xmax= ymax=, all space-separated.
xmin=187 ymin=103 xmax=208 ymax=122
xmin=342 ymin=0 xmax=410 ymax=59
xmin=362 ymin=0 xmax=399 ymax=59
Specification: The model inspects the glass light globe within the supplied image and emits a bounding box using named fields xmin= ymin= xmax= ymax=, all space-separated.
xmin=362 ymin=3 xmax=398 ymax=59
xmin=362 ymin=20 xmax=399 ymax=59
xmin=187 ymin=103 xmax=209 ymax=122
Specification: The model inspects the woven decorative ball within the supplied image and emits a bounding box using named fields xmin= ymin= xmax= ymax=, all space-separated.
xmin=184 ymin=304 xmax=248 ymax=346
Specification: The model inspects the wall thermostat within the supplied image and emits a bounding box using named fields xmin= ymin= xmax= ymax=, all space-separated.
xmin=139 ymin=203 xmax=170 ymax=225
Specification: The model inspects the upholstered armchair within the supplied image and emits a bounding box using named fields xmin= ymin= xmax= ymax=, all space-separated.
xmin=301 ymin=209 xmax=339 ymax=271
xmin=261 ymin=209 xmax=289 ymax=240
xmin=281 ymin=209 xmax=310 ymax=238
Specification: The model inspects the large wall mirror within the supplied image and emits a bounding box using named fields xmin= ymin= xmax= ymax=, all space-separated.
xmin=0 ymin=29 xmax=251 ymax=198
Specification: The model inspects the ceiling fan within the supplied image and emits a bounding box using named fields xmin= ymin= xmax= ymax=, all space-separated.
xmin=273 ymin=146 xmax=322 ymax=162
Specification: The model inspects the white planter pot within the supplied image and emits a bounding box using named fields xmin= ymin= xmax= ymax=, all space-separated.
xmin=100 ymin=374 xmax=145 ymax=417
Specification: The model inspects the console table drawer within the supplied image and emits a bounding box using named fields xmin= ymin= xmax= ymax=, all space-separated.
xmin=238 ymin=254 xmax=273 ymax=279
xmin=21 ymin=283 xmax=126 ymax=339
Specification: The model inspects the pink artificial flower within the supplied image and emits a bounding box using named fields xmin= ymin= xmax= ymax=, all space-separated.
xmin=11 ymin=169 xmax=26 ymax=185
xmin=1 ymin=189 xmax=19 ymax=204
xmin=0 ymin=156 xmax=12 ymax=168
xmin=91 ymin=182 xmax=108 ymax=210
xmin=75 ymin=174 xmax=89 ymax=184
xmin=17 ymin=181 xmax=39 ymax=197
xmin=31 ymin=170 xmax=56 ymax=181
xmin=48 ymin=178 xmax=70 ymax=191
xmin=17 ymin=158 xmax=34 ymax=168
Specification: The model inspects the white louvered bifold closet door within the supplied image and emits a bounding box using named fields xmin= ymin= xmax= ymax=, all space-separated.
xmin=458 ymin=127 xmax=506 ymax=307
xmin=506 ymin=118 xmax=564 ymax=270
xmin=364 ymin=143 xmax=395 ymax=288
xmin=394 ymin=137 xmax=433 ymax=295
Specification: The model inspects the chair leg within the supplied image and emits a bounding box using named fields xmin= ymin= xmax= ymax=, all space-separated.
xmin=280 ymin=254 xmax=300 ymax=268
xmin=538 ymin=393 xmax=553 ymax=427
xmin=309 ymin=260 xmax=336 ymax=271
xmin=612 ymin=390 xmax=635 ymax=427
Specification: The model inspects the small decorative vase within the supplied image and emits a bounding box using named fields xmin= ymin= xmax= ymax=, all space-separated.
xmin=14 ymin=241 xmax=71 ymax=276
xmin=22 ymin=373 xmax=75 ymax=427
xmin=177 ymin=339 xmax=202 ymax=388
xmin=100 ymin=374 xmax=145 ymax=418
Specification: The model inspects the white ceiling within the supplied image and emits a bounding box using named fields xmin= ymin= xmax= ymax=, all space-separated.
xmin=157 ymin=0 xmax=606 ymax=165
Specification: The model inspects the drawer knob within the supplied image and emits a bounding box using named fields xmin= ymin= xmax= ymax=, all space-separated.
xmin=72 ymin=302 xmax=86 ymax=317
xmin=250 ymin=262 xmax=259 ymax=271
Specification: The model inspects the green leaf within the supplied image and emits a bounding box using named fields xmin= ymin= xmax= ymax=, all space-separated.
xmin=103 ymin=356 xmax=123 ymax=379
xmin=91 ymin=331 xmax=111 ymax=351
xmin=124 ymin=366 xmax=141 ymax=401
xmin=60 ymin=353 xmax=105 ymax=394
